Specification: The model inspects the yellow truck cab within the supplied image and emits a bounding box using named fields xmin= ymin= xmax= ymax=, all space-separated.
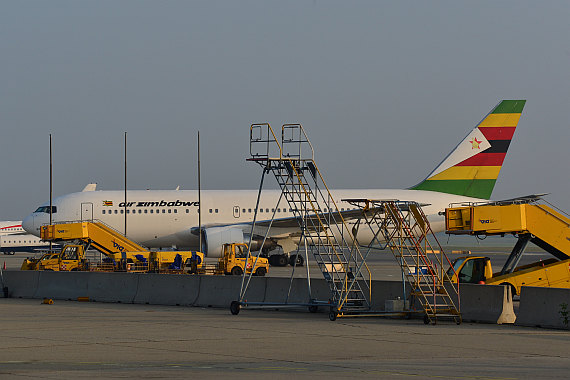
xmin=219 ymin=243 xmax=269 ymax=276
xmin=21 ymin=244 xmax=88 ymax=271
xmin=447 ymin=255 xmax=570 ymax=295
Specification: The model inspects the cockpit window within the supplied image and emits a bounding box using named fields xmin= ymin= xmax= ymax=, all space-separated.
xmin=34 ymin=206 xmax=57 ymax=214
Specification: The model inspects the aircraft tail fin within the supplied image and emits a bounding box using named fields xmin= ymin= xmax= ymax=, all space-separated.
xmin=410 ymin=100 xmax=526 ymax=199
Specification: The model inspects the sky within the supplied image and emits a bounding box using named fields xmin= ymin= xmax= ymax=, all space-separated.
xmin=1 ymin=1 xmax=569 ymax=220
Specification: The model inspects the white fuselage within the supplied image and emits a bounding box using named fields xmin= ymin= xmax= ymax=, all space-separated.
xmin=22 ymin=188 xmax=482 ymax=255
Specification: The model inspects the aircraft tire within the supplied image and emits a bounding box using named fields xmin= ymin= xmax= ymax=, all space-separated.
xmin=268 ymin=255 xmax=276 ymax=266
xmin=276 ymin=255 xmax=288 ymax=267
xmin=289 ymin=255 xmax=304 ymax=267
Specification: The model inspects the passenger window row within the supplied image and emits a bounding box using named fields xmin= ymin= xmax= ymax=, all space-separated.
xmin=102 ymin=209 xmax=181 ymax=215
xmin=100 ymin=206 xmax=356 ymax=216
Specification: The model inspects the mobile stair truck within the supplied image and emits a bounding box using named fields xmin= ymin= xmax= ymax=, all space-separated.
xmin=22 ymin=221 xmax=204 ymax=273
xmin=445 ymin=201 xmax=570 ymax=295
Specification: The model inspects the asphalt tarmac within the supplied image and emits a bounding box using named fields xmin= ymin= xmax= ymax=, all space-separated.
xmin=1 ymin=298 xmax=569 ymax=379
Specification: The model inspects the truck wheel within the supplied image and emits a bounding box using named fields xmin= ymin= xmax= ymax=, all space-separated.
xmin=308 ymin=305 xmax=318 ymax=313
xmin=255 ymin=267 xmax=266 ymax=277
xmin=289 ymin=254 xmax=304 ymax=267
xmin=231 ymin=266 xmax=243 ymax=276
xmin=329 ymin=311 xmax=337 ymax=321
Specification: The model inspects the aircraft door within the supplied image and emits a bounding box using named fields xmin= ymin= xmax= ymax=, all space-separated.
xmin=233 ymin=206 xmax=240 ymax=219
xmin=81 ymin=202 xmax=94 ymax=221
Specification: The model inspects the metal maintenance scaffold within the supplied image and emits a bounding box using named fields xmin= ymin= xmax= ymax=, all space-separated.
xmin=231 ymin=123 xmax=461 ymax=324
xmin=346 ymin=199 xmax=461 ymax=324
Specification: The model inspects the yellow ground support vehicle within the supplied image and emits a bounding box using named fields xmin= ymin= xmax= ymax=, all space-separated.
xmin=21 ymin=244 xmax=89 ymax=271
xmin=33 ymin=222 xmax=204 ymax=272
xmin=446 ymin=255 xmax=570 ymax=295
xmin=199 ymin=243 xmax=269 ymax=276
xmin=445 ymin=201 xmax=570 ymax=294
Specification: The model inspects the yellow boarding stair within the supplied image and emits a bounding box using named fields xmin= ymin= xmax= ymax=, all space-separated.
xmin=41 ymin=221 xmax=147 ymax=259
xmin=446 ymin=202 xmax=570 ymax=274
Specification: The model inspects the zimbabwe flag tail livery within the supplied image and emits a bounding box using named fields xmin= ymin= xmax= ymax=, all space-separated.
xmin=410 ymin=99 xmax=526 ymax=200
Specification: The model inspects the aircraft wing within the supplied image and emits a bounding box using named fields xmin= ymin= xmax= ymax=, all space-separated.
xmin=191 ymin=208 xmax=367 ymax=236
xmin=253 ymin=208 xmax=366 ymax=229
xmin=485 ymin=193 xmax=548 ymax=206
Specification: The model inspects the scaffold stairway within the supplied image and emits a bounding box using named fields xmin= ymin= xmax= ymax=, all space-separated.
xmin=351 ymin=199 xmax=461 ymax=324
xmin=248 ymin=123 xmax=372 ymax=317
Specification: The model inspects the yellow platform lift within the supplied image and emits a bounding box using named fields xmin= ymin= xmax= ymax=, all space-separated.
xmin=445 ymin=201 xmax=570 ymax=294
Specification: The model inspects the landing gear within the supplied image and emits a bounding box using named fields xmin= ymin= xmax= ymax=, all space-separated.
xmin=268 ymin=254 xmax=304 ymax=267
xmin=268 ymin=254 xmax=288 ymax=267
xmin=289 ymin=254 xmax=304 ymax=267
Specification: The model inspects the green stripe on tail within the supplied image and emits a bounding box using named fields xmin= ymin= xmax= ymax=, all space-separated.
xmin=410 ymin=100 xmax=525 ymax=199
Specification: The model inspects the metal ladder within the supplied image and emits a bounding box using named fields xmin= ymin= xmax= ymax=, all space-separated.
xmin=249 ymin=123 xmax=372 ymax=318
xmin=355 ymin=200 xmax=461 ymax=324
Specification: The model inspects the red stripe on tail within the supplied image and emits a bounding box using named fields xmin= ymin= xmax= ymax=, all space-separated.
xmin=478 ymin=127 xmax=516 ymax=141
xmin=455 ymin=152 xmax=507 ymax=166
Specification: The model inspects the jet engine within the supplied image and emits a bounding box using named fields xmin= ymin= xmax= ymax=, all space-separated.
xmin=201 ymin=226 xmax=279 ymax=258
xmin=203 ymin=227 xmax=244 ymax=257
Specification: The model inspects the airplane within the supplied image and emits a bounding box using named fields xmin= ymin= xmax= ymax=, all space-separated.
xmin=23 ymin=100 xmax=526 ymax=265
xmin=0 ymin=221 xmax=26 ymax=235
xmin=0 ymin=221 xmax=52 ymax=255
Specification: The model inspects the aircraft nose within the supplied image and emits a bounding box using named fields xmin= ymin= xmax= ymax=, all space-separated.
xmin=22 ymin=214 xmax=38 ymax=236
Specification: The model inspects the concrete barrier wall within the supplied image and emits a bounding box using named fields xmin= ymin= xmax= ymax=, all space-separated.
xmin=133 ymin=274 xmax=200 ymax=306
xmin=195 ymin=275 xmax=265 ymax=308
xmin=263 ymin=277 xmax=313 ymax=304
xmin=459 ymin=284 xmax=516 ymax=324
xmin=33 ymin=271 xmax=90 ymax=300
xmin=2 ymin=270 xmax=39 ymax=298
xmin=516 ymin=287 xmax=570 ymax=329
xmin=0 ymin=270 xmax=520 ymax=325
xmin=370 ymin=280 xmax=409 ymax=310
xmin=87 ymin=272 xmax=139 ymax=303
